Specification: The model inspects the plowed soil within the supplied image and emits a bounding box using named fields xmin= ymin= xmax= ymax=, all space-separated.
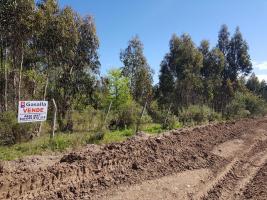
xmin=1 ymin=117 xmax=267 ymax=200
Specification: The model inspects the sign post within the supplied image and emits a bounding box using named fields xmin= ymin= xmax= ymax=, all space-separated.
xmin=18 ymin=101 xmax=48 ymax=123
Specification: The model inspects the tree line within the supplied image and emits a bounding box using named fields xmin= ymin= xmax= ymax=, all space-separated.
xmin=0 ymin=0 xmax=266 ymax=144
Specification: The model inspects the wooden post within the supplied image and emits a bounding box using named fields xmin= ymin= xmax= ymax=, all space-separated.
xmin=136 ymin=100 xmax=147 ymax=134
xmin=51 ymin=98 xmax=57 ymax=139
xmin=164 ymin=103 xmax=172 ymax=127
xmin=104 ymin=101 xmax=112 ymax=126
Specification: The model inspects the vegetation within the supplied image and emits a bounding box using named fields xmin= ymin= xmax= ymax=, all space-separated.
xmin=1 ymin=0 xmax=267 ymax=160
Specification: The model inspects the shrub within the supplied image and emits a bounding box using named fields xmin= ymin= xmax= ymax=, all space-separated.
xmin=147 ymin=100 xmax=165 ymax=123
xmin=86 ymin=132 xmax=105 ymax=144
xmin=108 ymin=102 xmax=141 ymax=130
xmin=161 ymin=114 xmax=181 ymax=130
xmin=179 ymin=105 xmax=221 ymax=125
xmin=225 ymin=92 xmax=266 ymax=119
xmin=71 ymin=106 xmax=105 ymax=132
xmin=0 ymin=112 xmax=33 ymax=145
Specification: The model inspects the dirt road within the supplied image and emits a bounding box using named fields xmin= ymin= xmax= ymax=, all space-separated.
xmin=1 ymin=117 xmax=267 ymax=200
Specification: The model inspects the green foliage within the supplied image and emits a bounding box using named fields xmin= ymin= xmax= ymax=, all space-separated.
xmin=179 ymin=105 xmax=221 ymax=125
xmin=0 ymin=112 xmax=32 ymax=145
xmin=0 ymin=0 xmax=265 ymax=163
xmin=141 ymin=123 xmax=163 ymax=134
xmin=107 ymin=69 xmax=132 ymax=109
xmin=71 ymin=106 xmax=105 ymax=132
xmin=227 ymin=27 xmax=252 ymax=79
xmin=217 ymin=24 xmax=230 ymax=56
xmin=101 ymin=129 xmax=134 ymax=144
xmin=147 ymin=100 xmax=165 ymax=123
xmin=108 ymin=102 xmax=141 ymax=129
xmin=158 ymin=34 xmax=203 ymax=109
xmin=0 ymin=132 xmax=93 ymax=160
xmin=106 ymin=69 xmax=142 ymax=129
xmin=162 ymin=114 xmax=181 ymax=130
xmin=226 ymin=92 xmax=267 ymax=119
xmin=246 ymin=73 xmax=267 ymax=100
xmin=120 ymin=36 xmax=153 ymax=102
xmin=86 ymin=132 xmax=105 ymax=144
xmin=199 ymin=40 xmax=225 ymax=105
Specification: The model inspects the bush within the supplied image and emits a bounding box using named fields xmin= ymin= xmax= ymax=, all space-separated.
xmin=161 ymin=114 xmax=181 ymax=130
xmin=71 ymin=106 xmax=105 ymax=132
xmin=225 ymin=92 xmax=267 ymax=119
xmin=179 ymin=105 xmax=221 ymax=125
xmin=147 ymin=100 xmax=165 ymax=123
xmin=86 ymin=132 xmax=105 ymax=144
xmin=108 ymin=102 xmax=141 ymax=130
xmin=0 ymin=112 xmax=33 ymax=145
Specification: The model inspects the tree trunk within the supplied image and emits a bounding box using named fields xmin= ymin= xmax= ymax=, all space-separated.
xmin=13 ymin=70 xmax=17 ymax=109
xmin=18 ymin=49 xmax=24 ymax=101
xmin=4 ymin=47 xmax=7 ymax=111
xmin=104 ymin=101 xmax=112 ymax=126
xmin=0 ymin=36 xmax=7 ymax=111
xmin=38 ymin=76 xmax=49 ymax=136
xmin=51 ymin=98 xmax=57 ymax=139
xmin=136 ymin=100 xmax=147 ymax=134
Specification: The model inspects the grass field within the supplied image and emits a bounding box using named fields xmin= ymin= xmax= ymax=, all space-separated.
xmin=0 ymin=123 xmax=170 ymax=161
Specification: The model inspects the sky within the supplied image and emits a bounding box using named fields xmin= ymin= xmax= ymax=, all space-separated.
xmin=59 ymin=0 xmax=267 ymax=83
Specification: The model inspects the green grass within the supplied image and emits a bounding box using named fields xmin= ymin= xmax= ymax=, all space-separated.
xmin=101 ymin=129 xmax=134 ymax=144
xmin=141 ymin=123 xmax=164 ymax=134
xmin=0 ymin=123 xmax=179 ymax=161
xmin=0 ymin=132 xmax=93 ymax=161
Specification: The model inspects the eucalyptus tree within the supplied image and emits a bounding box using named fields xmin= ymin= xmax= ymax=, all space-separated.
xmin=0 ymin=0 xmax=10 ymax=111
xmin=227 ymin=27 xmax=252 ymax=82
xmin=246 ymin=73 xmax=261 ymax=95
xmin=158 ymin=34 xmax=203 ymax=110
xmin=199 ymin=40 xmax=225 ymax=108
xmin=120 ymin=36 xmax=153 ymax=103
xmin=216 ymin=25 xmax=252 ymax=112
xmin=8 ymin=0 xmax=35 ymax=104
xmin=35 ymin=0 xmax=60 ymax=100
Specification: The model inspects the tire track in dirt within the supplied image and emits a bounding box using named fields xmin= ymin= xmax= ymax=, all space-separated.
xmin=0 ymin=118 xmax=266 ymax=200
xmin=240 ymin=161 xmax=267 ymax=200
xmin=196 ymin=139 xmax=267 ymax=200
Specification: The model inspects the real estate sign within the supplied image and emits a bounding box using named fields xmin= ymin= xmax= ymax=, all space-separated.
xmin=18 ymin=101 xmax=48 ymax=123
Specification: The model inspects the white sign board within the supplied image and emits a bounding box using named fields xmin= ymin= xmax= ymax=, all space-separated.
xmin=18 ymin=101 xmax=48 ymax=123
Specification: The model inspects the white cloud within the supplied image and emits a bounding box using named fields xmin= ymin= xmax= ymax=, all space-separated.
xmin=253 ymin=61 xmax=267 ymax=70
xmin=255 ymin=74 xmax=267 ymax=82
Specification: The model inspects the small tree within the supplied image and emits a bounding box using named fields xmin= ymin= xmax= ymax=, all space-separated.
xmin=107 ymin=69 xmax=137 ymax=129
xmin=107 ymin=69 xmax=132 ymax=110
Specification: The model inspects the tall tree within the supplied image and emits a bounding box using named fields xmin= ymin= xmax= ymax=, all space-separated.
xmin=246 ymin=73 xmax=261 ymax=94
xmin=120 ymin=36 xmax=153 ymax=103
xmin=158 ymin=34 xmax=203 ymax=110
xmin=216 ymin=25 xmax=252 ymax=112
xmin=8 ymin=0 xmax=35 ymax=104
xmin=158 ymin=58 xmax=175 ymax=107
xmin=199 ymin=40 xmax=225 ymax=107
xmin=227 ymin=27 xmax=252 ymax=82
xmin=0 ymin=1 xmax=10 ymax=111
xmin=217 ymin=24 xmax=230 ymax=56
xmin=53 ymin=9 xmax=100 ymax=131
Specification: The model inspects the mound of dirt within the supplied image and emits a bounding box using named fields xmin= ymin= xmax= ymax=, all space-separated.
xmin=60 ymin=153 xmax=86 ymax=163
xmin=0 ymin=117 xmax=265 ymax=200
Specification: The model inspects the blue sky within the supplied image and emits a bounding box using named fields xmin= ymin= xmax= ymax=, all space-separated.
xmin=59 ymin=0 xmax=267 ymax=83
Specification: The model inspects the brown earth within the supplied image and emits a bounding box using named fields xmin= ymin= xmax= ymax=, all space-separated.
xmin=0 ymin=118 xmax=267 ymax=200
